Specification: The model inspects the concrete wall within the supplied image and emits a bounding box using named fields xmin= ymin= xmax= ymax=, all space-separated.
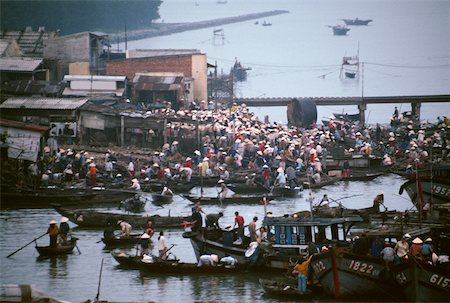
xmin=191 ymin=54 xmax=207 ymax=102
xmin=69 ymin=62 xmax=90 ymax=75
xmin=43 ymin=32 xmax=90 ymax=62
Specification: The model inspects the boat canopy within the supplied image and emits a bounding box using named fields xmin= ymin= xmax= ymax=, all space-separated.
xmin=263 ymin=216 xmax=362 ymax=246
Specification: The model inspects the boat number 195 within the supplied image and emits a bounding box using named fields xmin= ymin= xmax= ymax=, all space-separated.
xmin=430 ymin=274 xmax=450 ymax=289
xmin=348 ymin=260 xmax=373 ymax=274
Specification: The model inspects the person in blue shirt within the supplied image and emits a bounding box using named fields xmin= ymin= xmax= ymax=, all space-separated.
xmin=421 ymin=238 xmax=434 ymax=263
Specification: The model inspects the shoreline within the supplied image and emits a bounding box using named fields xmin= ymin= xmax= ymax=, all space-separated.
xmin=108 ymin=10 xmax=289 ymax=43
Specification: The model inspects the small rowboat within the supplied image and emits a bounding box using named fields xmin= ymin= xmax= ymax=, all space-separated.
xmin=152 ymin=193 xmax=173 ymax=204
xmin=101 ymin=233 xmax=144 ymax=247
xmin=35 ymin=237 xmax=78 ymax=257
xmin=259 ymin=278 xmax=312 ymax=298
xmin=182 ymin=194 xmax=280 ymax=204
xmin=112 ymin=251 xmax=245 ymax=274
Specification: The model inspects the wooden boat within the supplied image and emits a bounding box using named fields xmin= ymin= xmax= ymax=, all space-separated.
xmin=259 ymin=278 xmax=312 ymax=298
xmin=142 ymin=181 xmax=195 ymax=193
xmin=152 ymin=193 xmax=173 ymax=204
xmin=119 ymin=196 xmax=146 ymax=213
xmin=182 ymin=194 xmax=280 ymax=204
xmin=391 ymin=259 xmax=450 ymax=302
xmin=310 ymin=249 xmax=402 ymax=300
xmin=226 ymin=182 xmax=269 ymax=194
xmin=0 ymin=186 xmax=135 ymax=209
xmin=271 ymin=185 xmax=303 ymax=197
xmin=302 ymin=175 xmax=341 ymax=189
xmin=52 ymin=203 xmax=191 ymax=229
xmin=399 ymin=165 xmax=450 ymax=205
xmin=101 ymin=233 xmax=144 ymax=247
xmin=329 ymin=25 xmax=350 ymax=35
xmin=262 ymin=20 xmax=272 ymax=26
xmin=184 ymin=216 xmax=363 ymax=270
xmin=35 ymin=237 xmax=78 ymax=257
xmin=111 ymin=251 xmax=244 ymax=274
xmin=342 ymin=18 xmax=373 ymax=26
xmin=340 ymin=172 xmax=384 ymax=181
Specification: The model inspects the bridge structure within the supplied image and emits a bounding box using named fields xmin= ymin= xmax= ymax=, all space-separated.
xmin=232 ymin=94 xmax=450 ymax=125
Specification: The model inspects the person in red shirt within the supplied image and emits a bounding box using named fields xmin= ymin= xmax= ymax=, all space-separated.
xmin=233 ymin=211 xmax=245 ymax=241
xmin=261 ymin=165 xmax=271 ymax=188
xmin=184 ymin=157 xmax=193 ymax=169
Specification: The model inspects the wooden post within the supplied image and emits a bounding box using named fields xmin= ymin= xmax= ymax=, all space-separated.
xmin=330 ymin=246 xmax=340 ymax=299
xmin=163 ymin=119 xmax=167 ymax=145
xmin=120 ymin=115 xmax=124 ymax=146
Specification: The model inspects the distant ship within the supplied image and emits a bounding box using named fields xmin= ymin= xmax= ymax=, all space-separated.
xmin=342 ymin=18 xmax=373 ymax=26
xmin=230 ymin=58 xmax=251 ymax=82
xmin=329 ymin=25 xmax=350 ymax=36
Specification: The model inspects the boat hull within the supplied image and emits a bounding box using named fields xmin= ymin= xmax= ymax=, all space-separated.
xmin=392 ymin=261 xmax=450 ymax=302
xmin=35 ymin=239 xmax=78 ymax=256
xmin=112 ymin=251 xmax=244 ymax=274
xmin=310 ymin=251 xmax=402 ymax=299
xmin=52 ymin=204 xmax=191 ymax=229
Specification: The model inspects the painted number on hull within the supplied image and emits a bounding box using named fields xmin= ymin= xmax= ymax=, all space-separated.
xmin=312 ymin=261 xmax=326 ymax=274
xmin=432 ymin=185 xmax=450 ymax=198
xmin=348 ymin=260 xmax=374 ymax=275
xmin=430 ymin=274 xmax=450 ymax=289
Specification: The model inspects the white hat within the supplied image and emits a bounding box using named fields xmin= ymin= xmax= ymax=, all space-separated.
xmin=132 ymin=178 xmax=138 ymax=183
xmin=412 ymin=237 xmax=423 ymax=244
xmin=194 ymin=150 xmax=201 ymax=156
xmin=60 ymin=217 xmax=69 ymax=223
xmin=218 ymin=179 xmax=225 ymax=184
xmin=403 ymin=233 xmax=412 ymax=239
xmin=276 ymin=167 xmax=284 ymax=173
xmin=116 ymin=173 xmax=122 ymax=177
xmin=211 ymin=254 xmax=219 ymax=262
xmin=49 ymin=220 xmax=57 ymax=224
xmin=140 ymin=233 xmax=150 ymax=239
xmin=203 ymin=157 xmax=209 ymax=161
xmin=89 ymin=163 xmax=96 ymax=167
xmin=425 ymin=238 xmax=432 ymax=242
xmin=263 ymin=164 xmax=269 ymax=168
xmin=186 ymin=157 xmax=192 ymax=161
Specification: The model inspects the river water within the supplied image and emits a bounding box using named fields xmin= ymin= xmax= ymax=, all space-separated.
xmin=0 ymin=174 xmax=414 ymax=302
xmin=127 ymin=0 xmax=450 ymax=124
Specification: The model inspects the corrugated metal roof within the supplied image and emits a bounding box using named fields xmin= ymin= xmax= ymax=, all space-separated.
xmin=134 ymin=75 xmax=183 ymax=91
xmin=64 ymin=75 xmax=126 ymax=82
xmin=0 ymin=97 xmax=89 ymax=110
xmin=0 ymin=57 xmax=44 ymax=72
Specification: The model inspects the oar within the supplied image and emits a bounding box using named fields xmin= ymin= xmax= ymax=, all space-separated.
xmin=95 ymin=258 xmax=104 ymax=301
xmin=7 ymin=232 xmax=47 ymax=258
xmin=161 ymin=244 xmax=177 ymax=259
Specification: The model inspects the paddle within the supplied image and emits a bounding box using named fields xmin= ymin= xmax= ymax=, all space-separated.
xmin=161 ymin=244 xmax=176 ymax=259
xmin=7 ymin=232 xmax=47 ymax=258
xmin=95 ymin=258 xmax=104 ymax=301
xmin=75 ymin=243 xmax=82 ymax=254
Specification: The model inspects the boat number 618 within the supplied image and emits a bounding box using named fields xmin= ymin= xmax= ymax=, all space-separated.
xmin=430 ymin=274 xmax=450 ymax=288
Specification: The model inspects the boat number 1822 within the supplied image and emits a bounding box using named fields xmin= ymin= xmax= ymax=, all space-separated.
xmin=348 ymin=260 xmax=374 ymax=275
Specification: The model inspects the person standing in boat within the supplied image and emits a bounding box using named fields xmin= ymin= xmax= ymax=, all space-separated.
xmin=158 ymin=231 xmax=168 ymax=259
xmin=292 ymin=255 xmax=313 ymax=293
xmin=233 ymin=211 xmax=245 ymax=241
xmin=144 ymin=220 xmax=155 ymax=238
xmin=47 ymin=220 xmax=59 ymax=248
xmin=217 ymin=179 xmax=229 ymax=199
xmin=58 ymin=217 xmax=70 ymax=245
xmin=117 ymin=220 xmax=132 ymax=237
xmin=409 ymin=237 xmax=423 ymax=257
xmin=394 ymin=234 xmax=410 ymax=263
xmin=248 ymin=216 xmax=258 ymax=242
xmin=103 ymin=222 xmax=115 ymax=240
